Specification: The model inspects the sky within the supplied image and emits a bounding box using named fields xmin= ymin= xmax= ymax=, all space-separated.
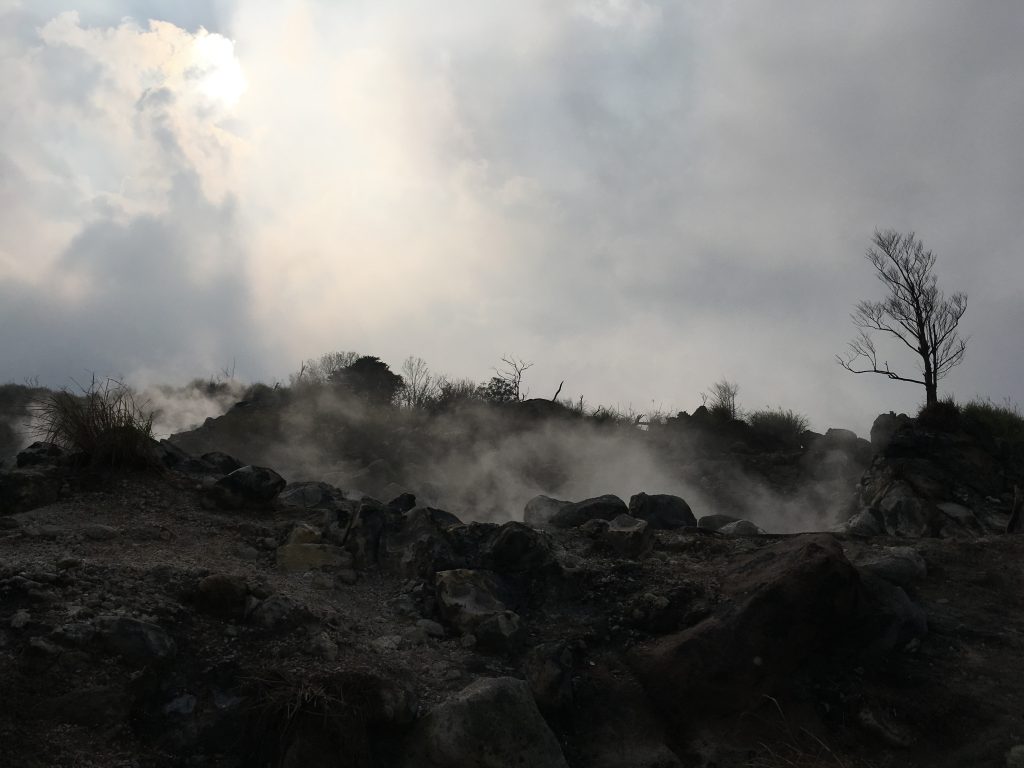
xmin=2 ymin=0 xmax=1022 ymax=437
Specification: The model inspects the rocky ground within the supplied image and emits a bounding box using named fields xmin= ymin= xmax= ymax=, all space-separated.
xmin=2 ymin=439 xmax=1024 ymax=767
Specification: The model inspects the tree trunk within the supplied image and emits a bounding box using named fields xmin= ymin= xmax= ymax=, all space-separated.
xmin=925 ymin=382 xmax=938 ymax=406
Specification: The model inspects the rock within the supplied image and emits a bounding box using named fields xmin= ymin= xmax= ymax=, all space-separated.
xmin=249 ymin=594 xmax=304 ymax=633
xmin=523 ymin=495 xmax=570 ymax=528
xmin=844 ymin=509 xmax=883 ymax=537
xmin=697 ymin=514 xmax=740 ymax=531
xmin=387 ymin=492 xmax=417 ymax=512
xmin=201 ymin=451 xmax=243 ymax=474
xmin=416 ymin=619 xmax=446 ymax=638
xmin=876 ymin=483 xmax=932 ymax=537
xmin=1007 ymin=745 xmax=1024 ymax=768
xmin=870 ymin=412 xmax=911 ymax=452
xmin=0 ymin=468 xmax=62 ymax=515
xmin=856 ymin=572 xmax=928 ymax=658
xmin=195 ymin=573 xmax=249 ymax=620
xmin=857 ymin=547 xmax=927 ymax=588
xmin=435 ymin=569 xmax=525 ymax=653
xmin=603 ymin=514 xmax=653 ymax=557
xmin=278 ymin=481 xmax=345 ymax=511
xmin=399 ymin=677 xmax=568 ymax=768
xmin=480 ymin=521 xmax=555 ymax=573
xmin=525 ymin=642 xmax=576 ymax=714
xmin=81 ymin=523 xmax=119 ymax=541
xmin=16 ymin=442 xmax=66 ymax=468
xmin=96 ymin=616 xmax=177 ymax=664
xmin=550 ymin=494 xmax=629 ymax=529
xmin=571 ymin=656 xmax=684 ymax=768
xmin=208 ymin=465 xmax=286 ymax=509
xmin=717 ymin=520 xmax=765 ymax=537
xmin=629 ymin=535 xmax=859 ymax=730
xmin=276 ymin=523 xmax=353 ymax=572
xmin=11 ymin=609 xmax=30 ymax=629
xmin=378 ymin=507 xmax=463 ymax=578
xmin=628 ymin=493 xmax=696 ymax=530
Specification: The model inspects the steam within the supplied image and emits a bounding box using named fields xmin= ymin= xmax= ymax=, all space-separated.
xmin=169 ymin=386 xmax=860 ymax=534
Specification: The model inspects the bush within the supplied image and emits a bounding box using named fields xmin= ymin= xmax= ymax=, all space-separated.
xmin=961 ymin=397 xmax=1024 ymax=443
xmin=31 ymin=377 xmax=158 ymax=468
xmin=704 ymin=379 xmax=740 ymax=421
xmin=746 ymin=408 xmax=810 ymax=447
xmin=916 ymin=396 xmax=962 ymax=432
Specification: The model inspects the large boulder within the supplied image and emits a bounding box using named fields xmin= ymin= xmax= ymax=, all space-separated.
xmin=0 ymin=467 xmax=62 ymax=515
xmin=379 ymin=507 xmax=463 ymax=578
xmin=629 ymin=535 xmax=859 ymax=730
xmin=870 ymin=412 xmax=911 ymax=452
xmin=550 ymin=494 xmax=628 ymax=529
xmin=207 ymin=465 xmax=286 ymax=509
xmin=628 ymin=493 xmax=697 ymax=530
xmin=523 ymin=495 xmax=570 ymax=528
xmin=480 ymin=522 xmax=556 ymax=574
xmin=16 ymin=441 xmax=66 ymax=468
xmin=435 ymin=569 xmax=525 ymax=652
xmin=399 ymin=677 xmax=568 ymax=768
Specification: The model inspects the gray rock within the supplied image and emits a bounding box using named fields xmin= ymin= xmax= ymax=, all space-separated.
xmin=628 ymin=493 xmax=697 ymax=529
xmin=0 ymin=468 xmax=62 ymax=515
xmin=16 ymin=442 xmax=65 ymax=468
xmin=857 ymin=547 xmax=927 ymax=588
xmin=870 ymin=412 xmax=911 ymax=452
xmin=603 ymin=514 xmax=653 ymax=557
xmin=550 ymin=494 xmax=628 ymax=529
xmin=208 ymin=465 xmax=286 ymax=509
xmin=400 ymin=677 xmax=568 ymax=768
xmin=844 ymin=509 xmax=883 ymax=537
xmin=857 ymin=572 xmax=928 ymax=658
xmin=523 ymin=495 xmax=570 ymax=528
xmin=696 ymin=514 xmax=740 ymax=532
xmin=480 ymin=522 xmax=555 ymax=573
xmin=435 ymin=569 xmax=525 ymax=653
xmin=717 ymin=520 xmax=765 ymax=536
xmin=278 ymin=481 xmax=345 ymax=511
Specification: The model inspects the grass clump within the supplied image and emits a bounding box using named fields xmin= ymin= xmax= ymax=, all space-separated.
xmin=747 ymin=408 xmax=810 ymax=447
xmin=31 ymin=376 xmax=158 ymax=469
xmin=961 ymin=397 xmax=1024 ymax=443
xmin=916 ymin=396 xmax=962 ymax=432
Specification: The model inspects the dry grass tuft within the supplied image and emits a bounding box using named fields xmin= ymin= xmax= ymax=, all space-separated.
xmin=30 ymin=376 xmax=157 ymax=469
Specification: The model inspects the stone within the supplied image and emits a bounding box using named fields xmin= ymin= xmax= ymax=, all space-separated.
xmin=16 ymin=441 xmax=65 ymax=468
xmin=195 ymin=573 xmax=249 ymax=620
xmin=523 ymin=495 xmax=570 ymax=528
xmin=717 ymin=520 xmax=764 ymax=537
xmin=201 ymin=451 xmax=243 ymax=474
xmin=525 ymin=642 xmax=576 ymax=714
xmin=96 ymin=616 xmax=177 ymax=664
xmin=250 ymin=595 xmax=303 ymax=633
xmin=416 ymin=619 xmax=446 ymax=638
xmin=603 ymin=514 xmax=653 ymax=558
xmin=697 ymin=514 xmax=740 ymax=531
xmin=276 ymin=524 xmax=353 ymax=572
xmin=870 ymin=412 xmax=911 ymax=452
xmin=857 ymin=547 xmax=927 ymax=588
xmin=387 ymin=492 xmax=417 ymax=512
xmin=378 ymin=507 xmax=463 ymax=578
xmin=278 ymin=481 xmax=344 ymax=511
xmin=435 ymin=569 xmax=525 ymax=653
xmin=1007 ymin=745 xmax=1024 ymax=768
xmin=208 ymin=465 xmax=286 ymax=509
xmin=630 ymin=535 xmax=859 ymax=730
xmin=399 ymin=677 xmax=568 ymax=768
xmin=845 ymin=509 xmax=883 ymax=537
xmin=856 ymin=572 xmax=928 ymax=658
xmin=82 ymin=524 xmax=119 ymax=541
xmin=10 ymin=609 xmax=30 ymax=629
xmin=0 ymin=468 xmax=62 ymax=515
xmin=480 ymin=521 xmax=555 ymax=573
xmin=628 ymin=493 xmax=697 ymax=529
xmin=550 ymin=494 xmax=629 ymax=529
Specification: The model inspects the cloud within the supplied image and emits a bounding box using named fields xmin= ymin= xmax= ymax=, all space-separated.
xmin=2 ymin=1 xmax=1023 ymax=439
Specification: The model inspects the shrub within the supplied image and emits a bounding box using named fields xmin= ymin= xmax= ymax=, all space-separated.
xmin=916 ymin=396 xmax=961 ymax=432
xmin=961 ymin=397 xmax=1024 ymax=443
xmin=31 ymin=377 xmax=158 ymax=468
xmin=704 ymin=379 xmax=740 ymax=421
xmin=746 ymin=408 xmax=810 ymax=447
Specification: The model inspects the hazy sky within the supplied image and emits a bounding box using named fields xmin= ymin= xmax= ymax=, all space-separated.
xmin=2 ymin=0 xmax=1022 ymax=436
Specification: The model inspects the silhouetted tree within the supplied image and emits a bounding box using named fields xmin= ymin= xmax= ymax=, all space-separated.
xmin=329 ymin=356 xmax=404 ymax=406
xmin=838 ymin=229 xmax=967 ymax=406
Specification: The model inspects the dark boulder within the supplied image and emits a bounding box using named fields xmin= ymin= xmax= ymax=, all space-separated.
xmin=480 ymin=521 xmax=556 ymax=573
xmin=435 ymin=569 xmax=525 ymax=653
xmin=208 ymin=465 xmax=286 ymax=509
xmin=16 ymin=441 xmax=66 ymax=468
xmin=629 ymin=535 xmax=859 ymax=730
xmin=0 ymin=468 xmax=62 ymax=515
xmin=550 ymin=494 xmax=628 ymax=529
xmin=378 ymin=507 xmax=463 ymax=578
xmin=523 ymin=495 xmax=570 ymax=528
xmin=870 ymin=412 xmax=911 ymax=452
xmin=628 ymin=492 xmax=697 ymax=530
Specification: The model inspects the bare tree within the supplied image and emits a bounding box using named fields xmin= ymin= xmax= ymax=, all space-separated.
xmin=837 ymin=230 xmax=967 ymax=406
xmin=400 ymin=355 xmax=438 ymax=409
xmin=703 ymin=379 xmax=740 ymax=420
xmin=493 ymin=355 xmax=534 ymax=402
